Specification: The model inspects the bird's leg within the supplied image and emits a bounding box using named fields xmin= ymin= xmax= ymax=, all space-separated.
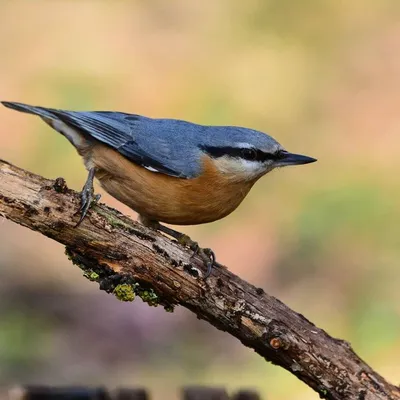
xmin=75 ymin=167 xmax=101 ymax=227
xmin=138 ymin=216 xmax=219 ymax=278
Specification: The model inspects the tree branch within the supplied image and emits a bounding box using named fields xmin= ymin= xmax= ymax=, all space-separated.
xmin=0 ymin=159 xmax=398 ymax=400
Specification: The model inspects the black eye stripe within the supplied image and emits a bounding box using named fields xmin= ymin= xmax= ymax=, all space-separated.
xmin=200 ymin=146 xmax=284 ymax=162
xmin=241 ymin=148 xmax=257 ymax=160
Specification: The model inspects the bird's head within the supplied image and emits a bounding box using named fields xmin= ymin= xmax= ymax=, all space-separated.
xmin=200 ymin=127 xmax=316 ymax=182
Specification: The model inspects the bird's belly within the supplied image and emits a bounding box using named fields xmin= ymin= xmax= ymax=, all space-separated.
xmin=97 ymin=172 xmax=251 ymax=225
xmin=90 ymin=143 xmax=256 ymax=225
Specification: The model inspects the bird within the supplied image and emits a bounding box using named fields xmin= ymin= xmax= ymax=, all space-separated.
xmin=1 ymin=101 xmax=316 ymax=277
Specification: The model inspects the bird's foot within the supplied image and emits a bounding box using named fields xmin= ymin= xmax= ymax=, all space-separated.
xmin=177 ymin=233 xmax=218 ymax=278
xmin=189 ymin=243 xmax=216 ymax=279
xmin=75 ymin=168 xmax=100 ymax=227
xmin=145 ymin=221 xmax=219 ymax=278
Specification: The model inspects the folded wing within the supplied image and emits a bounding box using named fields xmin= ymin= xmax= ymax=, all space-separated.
xmin=2 ymin=102 xmax=201 ymax=178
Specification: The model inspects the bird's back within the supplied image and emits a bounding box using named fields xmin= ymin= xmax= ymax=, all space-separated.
xmin=2 ymin=101 xmax=277 ymax=180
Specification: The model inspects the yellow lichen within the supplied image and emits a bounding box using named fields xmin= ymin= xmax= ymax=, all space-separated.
xmin=113 ymin=284 xmax=135 ymax=302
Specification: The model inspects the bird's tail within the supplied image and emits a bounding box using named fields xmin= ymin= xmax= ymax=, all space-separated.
xmin=2 ymin=101 xmax=91 ymax=151
xmin=1 ymin=101 xmax=56 ymax=119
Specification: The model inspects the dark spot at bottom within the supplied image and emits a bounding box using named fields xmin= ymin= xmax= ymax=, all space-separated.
xmin=152 ymin=244 xmax=171 ymax=260
xmin=134 ymin=265 xmax=147 ymax=275
xmin=51 ymin=221 xmax=66 ymax=230
xmin=53 ymin=177 xmax=68 ymax=193
xmin=3 ymin=196 xmax=15 ymax=204
xmin=44 ymin=206 xmax=51 ymax=214
xmin=170 ymin=259 xmax=178 ymax=267
xmin=183 ymin=264 xmax=199 ymax=278
xmin=23 ymin=204 xmax=39 ymax=217
xmin=99 ymin=279 xmax=115 ymax=293
xmin=358 ymin=390 xmax=367 ymax=400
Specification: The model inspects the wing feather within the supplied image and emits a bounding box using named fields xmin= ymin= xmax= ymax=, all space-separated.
xmin=47 ymin=110 xmax=194 ymax=178
xmin=1 ymin=102 xmax=201 ymax=178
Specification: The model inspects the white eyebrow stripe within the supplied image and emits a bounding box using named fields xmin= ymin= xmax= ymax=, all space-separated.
xmin=235 ymin=142 xmax=254 ymax=149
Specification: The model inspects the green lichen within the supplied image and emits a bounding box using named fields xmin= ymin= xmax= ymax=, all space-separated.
xmin=138 ymin=288 xmax=159 ymax=306
xmin=83 ymin=271 xmax=99 ymax=282
xmin=90 ymin=272 xmax=99 ymax=281
xmin=95 ymin=207 xmax=129 ymax=229
xmin=65 ymin=246 xmax=174 ymax=310
xmin=94 ymin=208 xmax=154 ymax=241
xmin=164 ymin=305 xmax=175 ymax=313
xmin=113 ymin=284 xmax=135 ymax=302
xmin=112 ymin=277 xmax=160 ymax=307
xmin=319 ymin=388 xmax=329 ymax=398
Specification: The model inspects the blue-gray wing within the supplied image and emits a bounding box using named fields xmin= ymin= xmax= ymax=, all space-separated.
xmin=1 ymin=102 xmax=202 ymax=178
xmin=58 ymin=111 xmax=202 ymax=178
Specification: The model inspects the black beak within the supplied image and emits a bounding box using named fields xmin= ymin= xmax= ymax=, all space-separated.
xmin=277 ymin=151 xmax=317 ymax=166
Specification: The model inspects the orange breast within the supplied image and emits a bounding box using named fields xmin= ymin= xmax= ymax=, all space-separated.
xmin=89 ymin=144 xmax=257 ymax=225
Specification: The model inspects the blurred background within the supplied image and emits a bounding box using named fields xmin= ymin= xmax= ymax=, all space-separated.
xmin=1 ymin=1 xmax=400 ymax=399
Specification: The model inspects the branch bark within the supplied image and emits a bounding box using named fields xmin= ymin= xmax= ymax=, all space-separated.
xmin=0 ymin=159 xmax=399 ymax=400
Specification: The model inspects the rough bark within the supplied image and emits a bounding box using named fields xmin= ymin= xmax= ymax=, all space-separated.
xmin=0 ymin=159 xmax=399 ymax=400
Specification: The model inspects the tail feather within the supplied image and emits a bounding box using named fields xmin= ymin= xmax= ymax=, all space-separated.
xmin=1 ymin=101 xmax=56 ymax=119
xmin=1 ymin=101 xmax=89 ymax=150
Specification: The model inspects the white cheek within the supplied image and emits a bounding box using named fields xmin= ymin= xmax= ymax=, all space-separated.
xmin=213 ymin=156 xmax=269 ymax=181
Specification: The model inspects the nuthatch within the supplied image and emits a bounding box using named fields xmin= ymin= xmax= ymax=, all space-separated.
xmin=2 ymin=101 xmax=316 ymax=277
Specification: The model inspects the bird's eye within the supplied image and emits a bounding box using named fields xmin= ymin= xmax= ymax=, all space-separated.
xmin=275 ymin=150 xmax=287 ymax=159
xmin=241 ymin=148 xmax=257 ymax=161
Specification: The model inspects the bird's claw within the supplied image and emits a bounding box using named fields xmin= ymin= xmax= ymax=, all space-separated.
xmin=198 ymin=247 xmax=216 ymax=278
xmin=182 ymin=236 xmax=216 ymax=278
xmin=75 ymin=189 xmax=100 ymax=228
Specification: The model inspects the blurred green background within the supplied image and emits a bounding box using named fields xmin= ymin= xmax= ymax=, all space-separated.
xmin=1 ymin=1 xmax=399 ymax=399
